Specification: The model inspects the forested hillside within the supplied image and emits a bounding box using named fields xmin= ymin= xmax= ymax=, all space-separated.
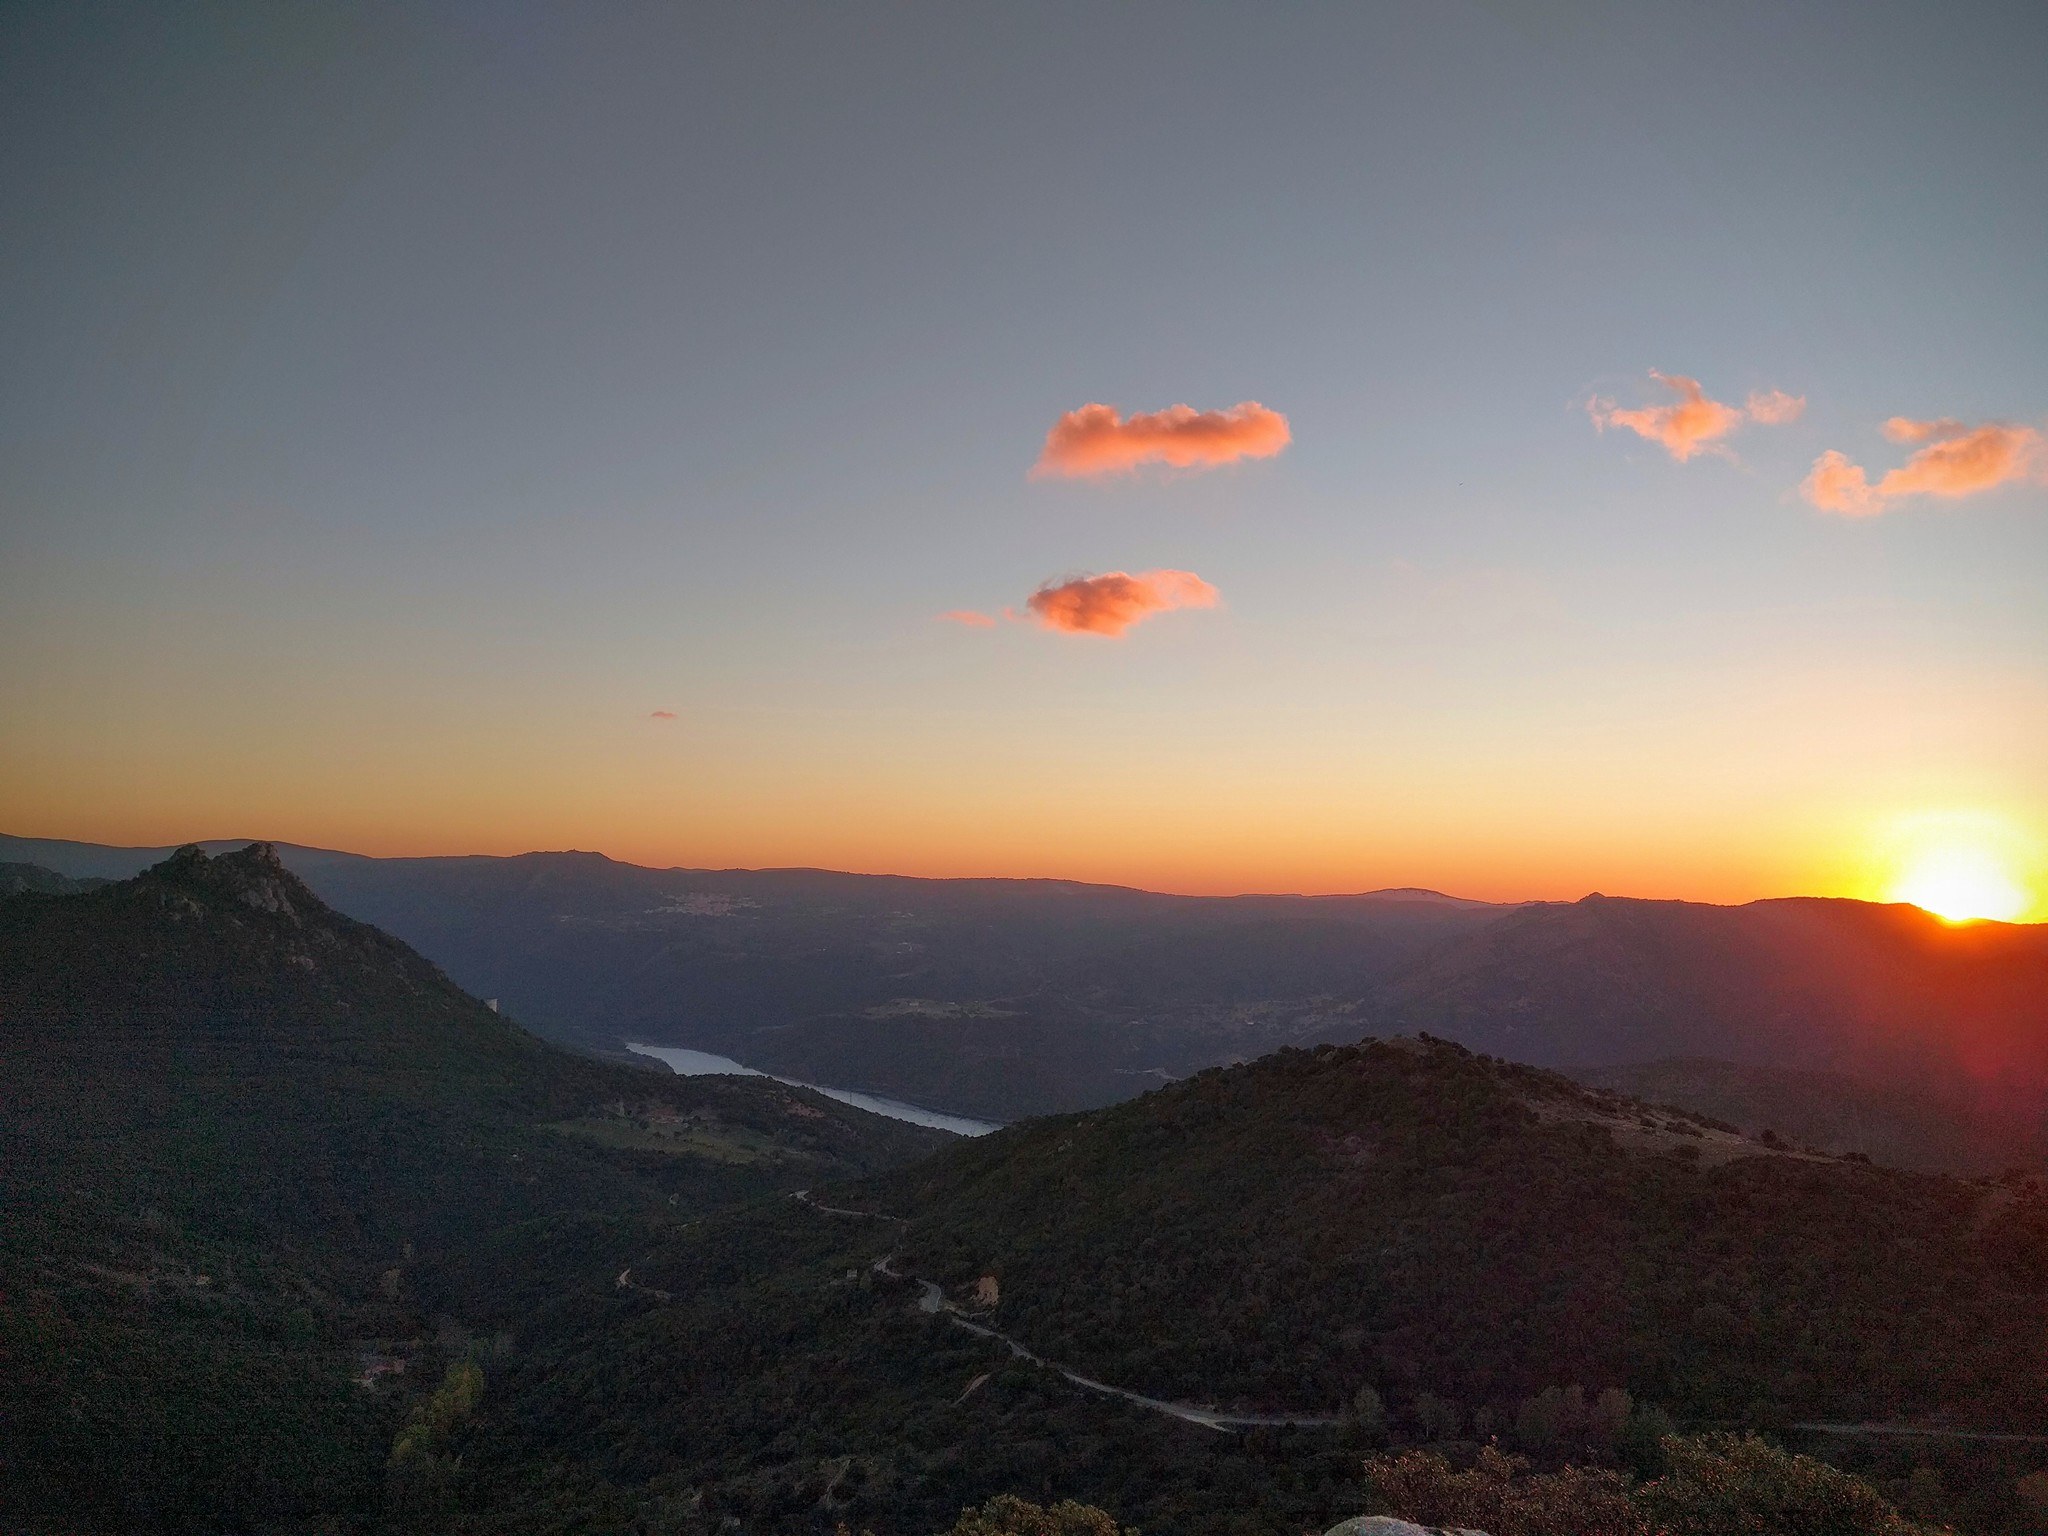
xmin=866 ymin=1038 xmax=2048 ymax=1426
xmin=432 ymin=1039 xmax=2048 ymax=1534
xmin=1575 ymin=1057 xmax=2048 ymax=1173
xmin=0 ymin=845 xmax=946 ymax=1534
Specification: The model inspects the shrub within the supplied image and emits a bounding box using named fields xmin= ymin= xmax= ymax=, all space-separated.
xmin=1362 ymin=1434 xmax=1939 ymax=1536
xmin=1362 ymin=1444 xmax=1645 ymax=1536
xmin=940 ymin=1494 xmax=1136 ymax=1536
xmin=1639 ymin=1432 xmax=1931 ymax=1536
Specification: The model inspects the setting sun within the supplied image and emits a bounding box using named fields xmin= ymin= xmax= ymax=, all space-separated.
xmin=1890 ymin=843 xmax=2031 ymax=924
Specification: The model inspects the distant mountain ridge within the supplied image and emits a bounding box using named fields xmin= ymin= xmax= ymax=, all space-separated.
xmin=0 ymin=833 xmax=1519 ymax=1118
xmin=0 ymin=831 xmax=1508 ymax=905
xmin=0 ymin=861 xmax=105 ymax=896
xmin=7 ymin=834 xmax=2044 ymax=1159
xmin=1378 ymin=893 xmax=2048 ymax=1086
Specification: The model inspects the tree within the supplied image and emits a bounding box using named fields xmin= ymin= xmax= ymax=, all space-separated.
xmin=1347 ymin=1384 xmax=1390 ymax=1444
xmin=1515 ymin=1389 xmax=1562 ymax=1454
xmin=1362 ymin=1434 xmax=1938 ymax=1536
xmin=1413 ymin=1391 xmax=1461 ymax=1442
xmin=1362 ymin=1444 xmax=1644 ymax=1536
xmin=1637 ymin=1433 xmax=1929 ymax=1536
xmin=1587 ymin=1388 xmax=1633 ymax=1450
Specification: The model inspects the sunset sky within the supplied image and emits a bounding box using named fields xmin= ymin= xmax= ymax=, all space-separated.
xmin=3 ymin=2 xmax=2044 ymax=914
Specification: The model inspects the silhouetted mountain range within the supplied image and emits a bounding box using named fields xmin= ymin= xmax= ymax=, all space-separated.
xmin=7 ymin=835 xmax=2044 ymax=1164
xmin=1378 ymin=894 xmax=2048 ymax=1087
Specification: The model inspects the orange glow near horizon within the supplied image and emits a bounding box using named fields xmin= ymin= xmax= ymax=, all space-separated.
xmin=8 ymin=784 xmax=2045 ymax=922
xmin=1890 ymin=847 xmax=2031 ymax=924
xmin=1872 ymin=811 xmax=2039 ymax=924
xmin=4 ymin=674 xmax=2042 ymax=917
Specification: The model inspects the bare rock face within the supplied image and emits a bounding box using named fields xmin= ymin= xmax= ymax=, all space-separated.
xmin=210 ymin=842 xmax=303 ymax=919
xmin=1323 ymin=1519 xmax=1491 ymax=1536
xmin=154 ymin=842 xmax=305 ymax=921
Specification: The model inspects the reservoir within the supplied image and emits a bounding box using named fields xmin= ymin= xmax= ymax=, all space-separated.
xmin=626 ymin=1042 xmax=1000 ymax=1137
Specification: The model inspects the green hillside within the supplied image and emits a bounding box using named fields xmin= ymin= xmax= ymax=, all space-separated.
xmin=0 ymin=844 xmax=947 ymax=1535
xmin=1574 ymin=1056 xmax=2048 ymax=1174
xmin=875 ymin=1037 xmax=2048 ymax=1427
xmin=431 ymin=1038 xmax=2048 ymax=1534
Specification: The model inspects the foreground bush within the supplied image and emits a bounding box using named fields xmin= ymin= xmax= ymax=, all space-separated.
xmin=1363 ymin=1433 xmax=1941 ymax=1536
xmin=938 ymin=1495 xmax=1136 ymax=1536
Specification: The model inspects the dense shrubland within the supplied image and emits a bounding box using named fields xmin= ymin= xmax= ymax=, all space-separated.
xmin=865 ymin=1039 xmax=2048 ymax=1430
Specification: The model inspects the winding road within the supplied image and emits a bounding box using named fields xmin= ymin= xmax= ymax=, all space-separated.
xmin=623 ymin=1191 xmax=2042 ymax=1445
xmin=789 ymin=1189 xmax=1332 ymax=1430
xmin=791 ymin=1192 xmax=2048 ymax=1443
xmin=866 ymin=1252 xmax=1340 ymax=1432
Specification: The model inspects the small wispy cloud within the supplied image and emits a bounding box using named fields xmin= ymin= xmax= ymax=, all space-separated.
xmin=1023 ymin=569 xmax=1219 ymax=636
xmin=1587 ymin=371 xmax=1803 ymax=461
xmin=1799 ymin=451 xmax=1880 ymax=517
xmin=1745 ymin=388 xmax=1807 ymax=425
xmin=1802 ymin=417 xmax=2043 ymax=516
xmin=650 ymin=710 xmax=677 ymax=720
xmin=1032 ymin=401 xmax=1291 ymax=479
xmin=937 ymin=609 xmax=997 ymax=628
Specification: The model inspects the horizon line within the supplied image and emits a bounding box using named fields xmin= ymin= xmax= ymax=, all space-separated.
xmin=3 ymin=827 xmax=2020 ymax=923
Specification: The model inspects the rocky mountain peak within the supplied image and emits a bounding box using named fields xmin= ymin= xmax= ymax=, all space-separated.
xmin=146 ymin=842 xmax=319 ymax=922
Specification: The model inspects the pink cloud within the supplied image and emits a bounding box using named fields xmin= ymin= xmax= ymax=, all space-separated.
xmin=1878 ymin=421 xmax=2040 ymax=499
xmin=1803 ymin=417 xmax=2044 ymax=516
xmin=1589 ymin=373 xmax=1743 ymax=461
xmin=1745 ymin=388 xmax=1807 ymax=425
xmin=937 ymin=609 xmax=997 ymax=628
xmin=1032 ymin=401 xmax=1291 ymax=478
xmin=650 ymin=710 xmax=677 ymax=720
xmin=1799 ymin=450 xmax=1879 ymax=516
xmin=1587 ymin=371 xmax=1803 ymax=461
xmin=1023 ymin=569 xmax=1219 ymax=636
xmin=1883 ymin=416 xmax=1967 ymax=444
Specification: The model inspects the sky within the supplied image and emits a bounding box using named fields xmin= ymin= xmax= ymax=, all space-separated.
xmin=2 ymin=0 xmax=2044 ymax=914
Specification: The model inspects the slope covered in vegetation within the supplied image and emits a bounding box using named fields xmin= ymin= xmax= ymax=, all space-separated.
xmin=441 ymin=1038 xmax=2048 ymax=1534
xmin=0 ymin=844 xmax=946 ymax=1534
xmin=876 ymin=1037 xmax=2048 ymax=1428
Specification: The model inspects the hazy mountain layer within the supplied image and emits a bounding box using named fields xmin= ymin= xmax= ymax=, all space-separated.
xmin=0 ymin=834 xmax=1510 ymax=1118
xmin=1376 ymin=894 xmax=2048 ymax=1090
xmin=9 ymin=836 xmax=2046 ymax=1161
xmin=1574 ymin=1057 xmax=2048 ymax=1174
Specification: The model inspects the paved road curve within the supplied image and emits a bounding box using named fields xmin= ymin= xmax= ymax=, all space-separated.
xmin=706 ymin=1194 xmax=2048 ymax=1445
xmin=791 ymin=1190 xmax=1338 ymax=1429
xmin=865 ymin=1252 xmax=1340 ymax=1433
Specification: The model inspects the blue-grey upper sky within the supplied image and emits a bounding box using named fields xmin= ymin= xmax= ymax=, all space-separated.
xmin=4 ymin=1 xmax=2044 ymax=911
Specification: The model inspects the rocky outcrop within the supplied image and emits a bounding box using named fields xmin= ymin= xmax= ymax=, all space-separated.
xmin=156 ymin=841 xmax=306 ymax=919
xmin=1323 ymin=1518 xmax=1490 ymax=1536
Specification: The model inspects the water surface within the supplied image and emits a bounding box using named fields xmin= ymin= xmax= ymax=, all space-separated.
xmin=626 ymin=1043 xmax=999 ymax=1137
